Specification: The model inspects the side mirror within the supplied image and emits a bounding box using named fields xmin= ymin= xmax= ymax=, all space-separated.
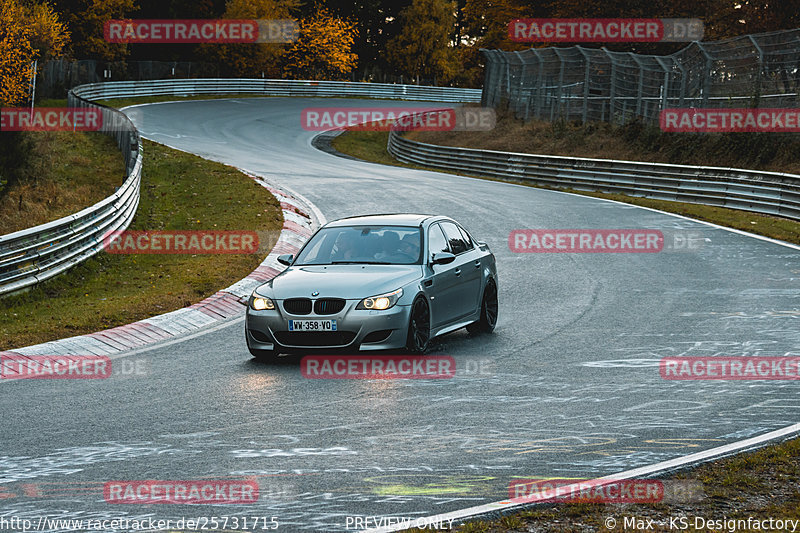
xmin=277 ymin=254 xmax=294 ymax=266
xmin=431 ymin=252 xmax=455 ymax=265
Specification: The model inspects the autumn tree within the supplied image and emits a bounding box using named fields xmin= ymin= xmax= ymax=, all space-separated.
xmin=282 ymin=6 xmax=358 ymax=80
xmin=462 ymin=0 xmax=529 ymax=50
xmin=1 ymin=0 xmax=69 ymax=194
xmin=1 ymin=0 xmax=70 ymax=105
xmin=456 ymin=0 xmax=529 ymax=86
xmin=130 ymin=0 xmax=226 ymax=61
xmin=713 ymin=0 xmax=800 ymax=36
xmin=23 ymin=1 xmax=70 ymax=60
xmin=312 ymin=0 xmax=412 ymax=78
xmin=52 ymin=0 xmax=137 ymax=60
xmin=199 ymin=0 xmax=299 ymax=78
xmin=0 ymin=0 xmax=36 ymax=106
xmin=541 ymin=0 xmax=736 ymax=52
xmin=386 ymin=0 xmax=458 ymax=85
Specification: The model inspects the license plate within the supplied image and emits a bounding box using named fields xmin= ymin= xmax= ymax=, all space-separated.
xmin=288 ymin=320 xmax=337 ymax=332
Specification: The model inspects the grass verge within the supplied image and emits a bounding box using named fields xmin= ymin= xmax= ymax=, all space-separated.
xmin=409 ymin=113 xmax=800 ymax=174
xmin=0 ymin=138 xmax=281 ymax=349
xmin=401 ymin=436 xmax=800 ymax=532
xmin=332 ymin=129 xmax=800 ymax=245
xmin=0 ymin=129 xmax=123 ymax=234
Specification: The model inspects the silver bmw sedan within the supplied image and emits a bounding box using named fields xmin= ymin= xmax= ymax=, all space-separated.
xmin=245 ymin=214 xmax=498 ymax=360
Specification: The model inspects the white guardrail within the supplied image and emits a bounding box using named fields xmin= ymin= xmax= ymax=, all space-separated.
xmin=0 ymin=79 xmax=481 ymax=296
xmin=388 ymin=127 xmax=800 ymax=221
xmin=63 ymin=78 xmax=483 ymax=103
xmin=0 ymin=94 xmax=142 ymax=296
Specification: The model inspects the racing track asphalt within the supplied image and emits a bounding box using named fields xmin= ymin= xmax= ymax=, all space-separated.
xmin=2 ymin=97 xmax=799 ymax=532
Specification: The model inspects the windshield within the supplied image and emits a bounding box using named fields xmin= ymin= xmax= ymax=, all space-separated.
xmin=294 ymin=225 xmax=422 ymax=265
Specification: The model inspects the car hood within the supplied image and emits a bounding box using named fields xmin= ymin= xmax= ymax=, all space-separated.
xmin=261 ymin=264 xmax=424 ymax=300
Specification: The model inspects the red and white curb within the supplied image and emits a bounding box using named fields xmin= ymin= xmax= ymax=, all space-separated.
xmin=0 ymin=172 xmax=323 ymax=360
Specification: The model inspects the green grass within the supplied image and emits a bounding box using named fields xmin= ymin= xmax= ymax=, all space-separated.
xmin=330 ymin=130 xmax=402 ymax=166
xmin=1 ymin=98 xmax=126 ymax=233
xmin=0 ymin=130 xmax=123 ymax=234
xmin=332 ymin=130 xmax=800 ymax=245
xmin=1 ymin=139 xmax=282 ymax=349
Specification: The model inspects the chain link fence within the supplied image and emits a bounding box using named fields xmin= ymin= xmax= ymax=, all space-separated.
xmin=481 ymin=28 xmax=800 ymax=124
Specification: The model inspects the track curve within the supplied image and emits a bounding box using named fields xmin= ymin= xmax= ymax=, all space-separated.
xmin=2 ymin=96 xmax=799 ymax=532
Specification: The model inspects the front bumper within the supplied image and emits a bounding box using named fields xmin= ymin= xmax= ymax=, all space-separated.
xmin=246 ymin=299 xmax=412 ymax=353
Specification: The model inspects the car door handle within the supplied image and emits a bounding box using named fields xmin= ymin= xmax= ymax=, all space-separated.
xmin=423 ymin=279 xmax=433 ymax=287
xmin=454 ymin=268 xmax=461 ymax=276
xmin=474 ymin=260 xmax=481 ymax=268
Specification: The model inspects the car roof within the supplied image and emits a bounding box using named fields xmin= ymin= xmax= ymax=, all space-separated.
xmin=325 ymin=214 xmax=438 ymax=227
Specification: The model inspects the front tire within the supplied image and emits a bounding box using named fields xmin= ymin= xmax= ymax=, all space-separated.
xmin=406 ymin=296 xmax=431 ymax=354
xmin=467 ymin=280 xmax=498 ymax=334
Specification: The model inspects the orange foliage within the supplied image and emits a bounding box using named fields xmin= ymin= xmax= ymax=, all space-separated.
xmin=283 ymin=7 xmax=358 ymax=80
xmin=0 ymin=0 xmax=35 ymax=106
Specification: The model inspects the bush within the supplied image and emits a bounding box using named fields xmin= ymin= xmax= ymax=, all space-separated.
xmin=0 ymin=131 xmax=33 ymax=194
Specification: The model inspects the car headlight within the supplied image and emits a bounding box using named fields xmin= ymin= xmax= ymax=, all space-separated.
xmin=357 ymin=288 xmax=403 ymax=310
xmin=251 ymin=295 xmax=275 ymax=310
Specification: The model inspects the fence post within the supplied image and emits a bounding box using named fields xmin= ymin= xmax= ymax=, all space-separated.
xmin=655 ymin=56 xmax=671 ymax=119
xmin=747 ymin=34 xmax=764 ymax=108
xmin=533 ymin=50 xmax=545 ymax=119
xmin=553 ymin=48 xmax=566 ymax=121
xmin=479 ymin=49 xmax=498 ymax=108
xmin=577 ymin=47 xmax=591 ymax=124
xmin=629 ymin=52 xmax=646 ymax=119
xmin=696 ymin=42 xmax=713 ymax=108
xmin=513 ymin=50 xmax=527 ymax=118
xmin=606 ymin=49 xmax=618 ymax=125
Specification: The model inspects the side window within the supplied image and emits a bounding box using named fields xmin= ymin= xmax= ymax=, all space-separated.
xmin=457 ymin=225 xmax=474 ymax=249
xmin=440 ymin=222 xmax=468 ymax=255
xmin=428 ymin=224 xmax=449 ymax=260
